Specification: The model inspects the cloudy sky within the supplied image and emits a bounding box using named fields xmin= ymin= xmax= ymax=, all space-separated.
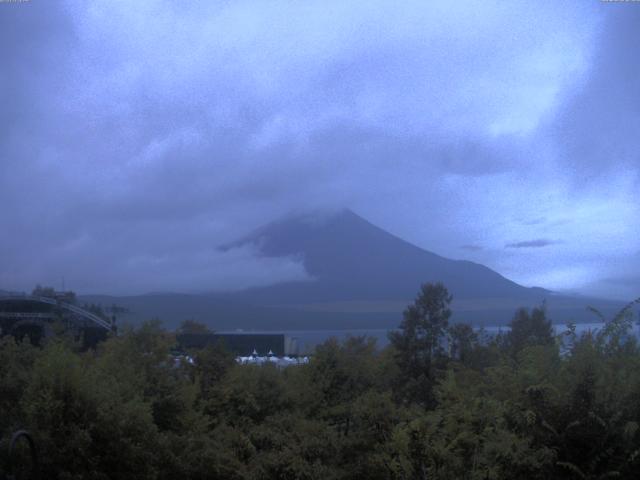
xmin=1 ymin=0 xmax=638 ymax=299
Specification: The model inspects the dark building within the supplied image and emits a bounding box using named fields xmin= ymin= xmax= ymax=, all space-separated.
xmin=177 ymin=333 xmax=299 ymax=357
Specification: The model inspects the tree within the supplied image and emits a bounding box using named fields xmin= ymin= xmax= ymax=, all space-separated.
xmin=31 ymin=285 xmax=56 ymax=299
xmin=388 ymin=282 xmax=452 ymax=406
xmin=193 ymin=341 xmax=236 ymax=409
xmin=306 ymin=336 xmax=380 ymax=436
xmin=177 ymin=319 xmax=213 ymax=335
xmin=448 ymin=322 xmax=477 ymax=366
xmin=504 ymin=304 xmax=554 ymax=356
xmin=20 ymin=340 xmax=160 ymax=479
xmin=31 ymin=285 xmax=76 ymax=304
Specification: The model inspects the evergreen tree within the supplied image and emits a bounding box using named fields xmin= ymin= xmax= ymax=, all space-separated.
xmin=505 ymin=304 xmax=554 ymax=356
xmin=389 ymin=282 xmax=452 ymax=406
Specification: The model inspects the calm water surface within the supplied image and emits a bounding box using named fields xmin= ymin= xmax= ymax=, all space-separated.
xmin=227 ymin=323 xmax=640 ymax=354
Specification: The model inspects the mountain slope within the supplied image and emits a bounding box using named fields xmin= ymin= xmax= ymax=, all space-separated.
xmin=223 ymin=209 xmax=548 ymax=304
xmin=79 ymin=209 xmax=624 ymax=330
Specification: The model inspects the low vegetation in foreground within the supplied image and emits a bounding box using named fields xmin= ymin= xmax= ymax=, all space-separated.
xmin=1 ymin=283 xmax=639 ymax=480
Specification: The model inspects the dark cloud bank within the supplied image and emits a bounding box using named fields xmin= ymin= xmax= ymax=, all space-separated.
xmin=0 ymin=1 xmax=638 ymax=301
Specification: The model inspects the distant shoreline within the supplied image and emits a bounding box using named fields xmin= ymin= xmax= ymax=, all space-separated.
xmin=218 ymin=322 xmax=640 ymax=354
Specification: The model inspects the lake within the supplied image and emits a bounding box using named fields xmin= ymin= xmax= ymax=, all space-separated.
xmin=223 ymin=322 xmax=640 ymax=355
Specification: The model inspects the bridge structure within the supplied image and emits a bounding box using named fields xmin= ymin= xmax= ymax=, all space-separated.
xmin=0 ymin=294 xmax=115 ymax=346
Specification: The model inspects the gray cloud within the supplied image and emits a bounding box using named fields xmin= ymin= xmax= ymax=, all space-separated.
xmin=601 ymin=273 xmax=640 ymax=287
xmin=550 ymin=5 xmax=640 ymax=182
xmin=520 ymin=217 xmax=547 ymax=226
xmin=0 ymin=1 xmax=638 ymax=297
xmin=505 ymin=239 xmax=561 ymax=249
xmin=603 ymin=276 xmax=640 ymax=288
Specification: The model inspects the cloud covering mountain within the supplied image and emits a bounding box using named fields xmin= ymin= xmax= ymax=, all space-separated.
xmin=1 ymin=1 xmax=638 ymax=300
xmin=79 ymin=209 xmax=624 ymax=330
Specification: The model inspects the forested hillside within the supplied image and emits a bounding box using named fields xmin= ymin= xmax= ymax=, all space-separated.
xmin=1 ymin=285 xmax=639 ymax=479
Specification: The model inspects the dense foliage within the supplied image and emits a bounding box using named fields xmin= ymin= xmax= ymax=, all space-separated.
xmin=1 ymin=284 xmax=639 ymax=479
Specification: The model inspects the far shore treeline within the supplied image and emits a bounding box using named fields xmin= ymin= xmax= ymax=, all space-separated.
xmin=1 ymin=283 xmax=639 ymax=479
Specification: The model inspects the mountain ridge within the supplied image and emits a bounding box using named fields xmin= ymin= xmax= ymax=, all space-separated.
xmin=220 ymin=208 xmax=550 ymax=304
xmin=72 ymin=209 xmax=625 ymax=329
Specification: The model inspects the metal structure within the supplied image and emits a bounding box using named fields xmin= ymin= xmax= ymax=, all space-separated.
xmin=3 ymin=430 xmax=40 ymax=480
xmin=0 ymin=295 xmax=114 ymax=347
xmin=0 ymin=295 xmax=112 ymax=330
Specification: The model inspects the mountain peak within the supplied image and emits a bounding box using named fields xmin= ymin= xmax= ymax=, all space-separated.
xmin=223 ymin=208 xmax=373 ymax=254
xmin=222 ymin=208 xmax=543 ymax=302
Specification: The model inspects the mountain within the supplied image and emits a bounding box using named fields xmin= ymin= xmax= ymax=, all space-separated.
xmin=223 ymin=209 xmax=548 ymax=304
xmin=78 ymin=209 xmax=626 ymax=330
